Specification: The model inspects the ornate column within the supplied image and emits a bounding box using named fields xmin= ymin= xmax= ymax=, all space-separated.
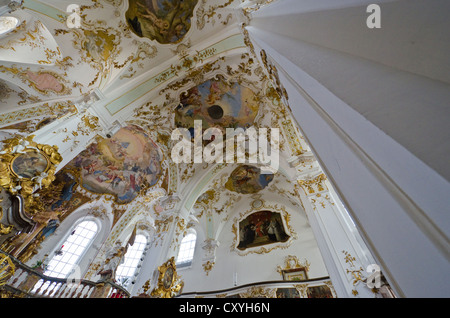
xmin=296 ymin=169 xmax=378 ymax=298
xmin=134 ymin=200 xmax=187 ymax=297
xmin=244 ymin=0 xmax=450 ymax=297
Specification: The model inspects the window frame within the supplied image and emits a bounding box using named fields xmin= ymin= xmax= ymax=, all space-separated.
xmin=43 ymin=218 xmax=100 ymax=279
xmin=115 ymin=233 xmax=148 ymax=289
xmin=176 ymin=230 xmax=197 ymax=269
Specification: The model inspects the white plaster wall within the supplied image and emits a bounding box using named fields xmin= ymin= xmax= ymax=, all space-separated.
xmin=250 ymin=0 xmax=450 ymax=182
xmin=246 ymin=0 xmax=450 ymax=297
xmin=178 ymin=197 xmax=329 ymax=294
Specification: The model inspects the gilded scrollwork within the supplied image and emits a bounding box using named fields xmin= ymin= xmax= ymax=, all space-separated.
xmin=239 ymin=286 xmax=276 ymax=298
xmin=150 ymin=257 xmax=184 ymax=298
xmin=0 ymin=135 xmax=62 ymax=215
xmin=196 ymin=0 xmax=235 ymax=30
xmin=297 ymin=173 xmax=327 ymax=195
xmin=0 ymin=253 xmax=15 ymax=286
xmin=202 ymin=260 xmax=215 ymax=276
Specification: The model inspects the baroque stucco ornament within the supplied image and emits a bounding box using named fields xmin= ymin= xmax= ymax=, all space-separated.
xmin=150 ymin=257 xmax=183 ymax=298
xmin=0 ymin=135 xmax=62 ymax=215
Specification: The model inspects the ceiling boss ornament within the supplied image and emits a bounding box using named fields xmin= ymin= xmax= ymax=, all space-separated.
xmin=0 ymin=135 xmax=62 ymax=215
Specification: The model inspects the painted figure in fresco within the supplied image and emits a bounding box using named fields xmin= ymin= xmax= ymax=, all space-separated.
xmin=238 ymin=223 xmax=256 ymax=249
xmin=71 ymin=125 xmax=163 ymax=204
xmin=225 ymin=165 xmax=274 ymax=194
xmin=12 ymin=152 xmax=48 ymax=179
xmin=238 ymin=211 xmax=289 ymax=250
xmin=126 ymin=0 xmax=199 ymax=44
xmin=267 ymin=218 xmax=285 ymax=242
xmin=175 ymin=76 xmax=260 ymax=138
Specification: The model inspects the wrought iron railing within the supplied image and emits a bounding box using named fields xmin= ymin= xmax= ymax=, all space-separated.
xmin=0 ymin=251 xmax=130 ymax=298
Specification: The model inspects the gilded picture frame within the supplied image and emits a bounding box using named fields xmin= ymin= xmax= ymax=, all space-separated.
xmin=151 ymin=257 xmax=183 ymax=298
xmin=232 ymin=203 xmax=297 ymax=256
xmin=281 ymin=268 xmax=308 ymax=281
xmin=10 ymin=149 xmax=50 ymax=180
xmin=0 ymin=135 xmax=62 ymax=215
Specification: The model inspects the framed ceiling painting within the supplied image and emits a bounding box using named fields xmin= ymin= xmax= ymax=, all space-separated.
xmin=10 ymin=150 xmax=50 ymax=179
xmin=0 ymin=135 xmax=62 ymax=215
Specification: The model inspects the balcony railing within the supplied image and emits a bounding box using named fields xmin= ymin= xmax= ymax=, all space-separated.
xmin=0 ymin=251 xmax=130 ymax=298
xmin=176 ymin=277 xmax=337 ymax=298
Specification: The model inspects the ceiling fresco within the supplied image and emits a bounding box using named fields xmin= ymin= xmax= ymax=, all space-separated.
xmin=69 ymin=125 xmax=164 ymax=204
xmin=225 ymin=164 xmax=274 ymax=194
xmin=174 ymin=75 xmax=260 ymax=136
xmin=125 ymin=0 xmax=199 ymax=44
xmin=0 ymin=0 xmax=316 ymax=277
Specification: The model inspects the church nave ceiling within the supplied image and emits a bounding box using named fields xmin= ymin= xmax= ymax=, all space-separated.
xmin=0 ymin=0 xmax=313 ymax=250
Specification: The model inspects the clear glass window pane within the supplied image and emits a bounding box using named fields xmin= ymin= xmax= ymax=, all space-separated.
xmin=116 ymin=235 xmax=147 ymax=288
xmin=43 ymin=220 xmax=98 ymax=279
xmin=176 ymin=232 xmax=196 ymax=266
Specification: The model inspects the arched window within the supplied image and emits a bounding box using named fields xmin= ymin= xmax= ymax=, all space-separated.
xmin=115 ymin=234 xmax=147 ymax=288
xmin=176 ymin=231 xmax=196 ymax=268
xmin=44 ymin=220 xmax=98 ymax=279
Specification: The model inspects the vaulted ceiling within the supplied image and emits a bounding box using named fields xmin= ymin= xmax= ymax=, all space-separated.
xmin=0 ymin=0 xmax=314 ymax=250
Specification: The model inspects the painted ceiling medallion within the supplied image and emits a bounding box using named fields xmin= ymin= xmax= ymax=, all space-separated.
xmin=69 ymin=125 xmax=163 ymax=204
xmin=175 ymin=76 xmax=260 ymax=137
xmin=125 ymin=0 xmax=199 ymax=44
xmin=225 ymin=165 xmax=274 ymax=194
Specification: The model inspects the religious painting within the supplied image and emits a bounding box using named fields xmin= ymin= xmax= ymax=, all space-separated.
xmin=276 ymin=288 xmax=301 ymax=298
xmin=237 ymin=210 xmax=289 ymax=250
xmin=281 ymin=268 xmax=308 ymax=281
xmin=11 ymin=150 xmax=49 ymax=179
xmin=174 ymin=76 xmax=260 ymax=138
xmin=126 ymin=0 xmax=198 ymax=44
xmin=163 ymin=266 xmax=174 ymax=289
xmin=307 ymin=285 xmax=334 ymax=298
xmin=151 ymin=257 xmax=183 ymax=298
xmin=46 ymin=168 xmax=91 ymax=220
xmin=225 ymin=165 xmax=274 ymax=194
xmin=70 ymin=125 xmax=163 ymax=204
